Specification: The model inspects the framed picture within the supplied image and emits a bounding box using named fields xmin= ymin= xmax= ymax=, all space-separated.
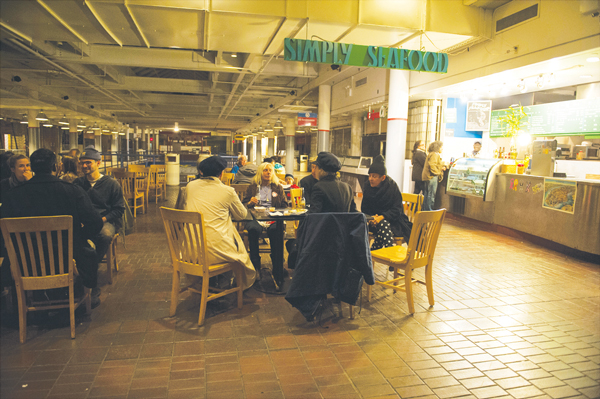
xmin=466 ymin=100 xmax=492 ymax=131
xmin=542 ymin=178 xmax=576 ymax=214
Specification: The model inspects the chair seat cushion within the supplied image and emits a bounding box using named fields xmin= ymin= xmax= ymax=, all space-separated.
xmin=370 ymin=245 xmax=408 ymax=263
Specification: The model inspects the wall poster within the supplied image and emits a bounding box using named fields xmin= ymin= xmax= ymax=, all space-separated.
xmin=543 ymin=178 xmax=577 ymax=214
xmin=466 ymin=100 xmax=492 ymax=131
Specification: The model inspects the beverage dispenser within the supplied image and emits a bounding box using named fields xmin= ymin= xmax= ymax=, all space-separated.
xmin=531 ymin=140 xmax=557 ymax=177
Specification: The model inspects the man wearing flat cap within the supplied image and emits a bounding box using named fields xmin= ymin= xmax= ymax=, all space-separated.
xmin=310 ymin=152 xmax=357 ymax=213
xmin=74 ymin=147 xmax=125 ymax=297
xmin=184 ymin=156 xmax=256 ymax=289
xmin=299 ymin=158 xmax=318 ymax=207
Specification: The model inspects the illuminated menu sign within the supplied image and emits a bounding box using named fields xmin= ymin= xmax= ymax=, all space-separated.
xmin=490 ymin=98 xmax=600 ymax=137
xmin=284 ymin=38 xmax=448 ymax=73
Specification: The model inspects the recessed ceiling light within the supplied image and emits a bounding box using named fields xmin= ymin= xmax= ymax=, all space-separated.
xmin=586 ymin=55 xmax=599 ymax=63
xmin=231 ymin=53 xmax=237 ymax=58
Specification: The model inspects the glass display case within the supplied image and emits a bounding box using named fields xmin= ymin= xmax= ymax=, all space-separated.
xmin=446 ymin=158 xmax=502 ymax=201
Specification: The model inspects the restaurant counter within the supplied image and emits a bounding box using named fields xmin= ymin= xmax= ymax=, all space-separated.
xmin=440 ymin=173 xmax=600 ymax=256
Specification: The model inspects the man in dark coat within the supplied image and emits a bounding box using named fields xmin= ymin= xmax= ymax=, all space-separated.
xmin=2 ymin=149 xmax=103 ymax=296
xmin=361 ymin=155 xmax=412 ymax=249
xmin=74 ymin=147 xmax=125 ymax=265
xmin=411 ymin=140 xmax=427 ymax=195
xmin=298 ymin=160 xmax=318 ymax=206
xmin=310 ymin=152 xmax=357 ymax=213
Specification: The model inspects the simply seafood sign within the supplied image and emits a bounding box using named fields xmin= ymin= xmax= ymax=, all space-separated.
xmin=284 ymin=38 xmax=448 ymax=73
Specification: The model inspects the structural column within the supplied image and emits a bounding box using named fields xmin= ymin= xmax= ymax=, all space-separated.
xmin=69 ymin=119 xmax=78 ymax=151
xmin=27 ymin=109 xmax=40 ymax=155
xmin=386 ymin=69 xmax=410 ymax=189
xmin=267 ymin=132 xmax=275 ymax=157
xmin=285 ymin=118 xmax=295 ymax=172
xmin=243 ymin=138 xmax=248 ymax=160
xmin=317 ymin=85 xmax=331 ymax=153
xmin=350 ymin=113 xmax=363 ymax=156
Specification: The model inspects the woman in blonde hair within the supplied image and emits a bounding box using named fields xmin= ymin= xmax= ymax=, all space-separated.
xmin=243 ymin=162 xmax=288 ymax=272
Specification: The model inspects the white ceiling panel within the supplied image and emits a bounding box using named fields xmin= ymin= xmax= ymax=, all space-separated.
xmin=208 ymin=12 xmax=283 ymax=54
xmin=84 ymin=2 xmax=145 ymax=46
xmin=130 ymin=6 xmax=205 ymax=49
xmin=343 ymin=25 xmax=416 ymax=47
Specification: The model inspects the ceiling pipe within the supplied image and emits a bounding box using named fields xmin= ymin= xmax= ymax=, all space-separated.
xmin=8 ymin=38 xmax=145 ymax=118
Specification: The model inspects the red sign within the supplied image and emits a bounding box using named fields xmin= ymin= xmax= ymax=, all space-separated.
xmin=367 ymin=111 xmax=380 ymax=120
xmin=297 ymin=112 xmax=317 ymax=127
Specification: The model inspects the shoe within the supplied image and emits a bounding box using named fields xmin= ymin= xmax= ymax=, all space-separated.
xmin=91 ymin=296 xmax=101 ymax=309
xmin=91 ymin=287 xmax=101 ymax=298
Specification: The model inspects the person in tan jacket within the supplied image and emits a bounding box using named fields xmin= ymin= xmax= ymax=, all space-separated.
xmin=422 ymin=141 xmax=446 ymax=211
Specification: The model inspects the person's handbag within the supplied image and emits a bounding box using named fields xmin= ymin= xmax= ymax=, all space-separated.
xmin=337 ymin=267 xmax=364 ymax=305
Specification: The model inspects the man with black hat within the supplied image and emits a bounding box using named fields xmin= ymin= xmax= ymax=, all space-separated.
xmin=361 ymin=155 xmax=412 ymax=250
xmin=2 ymin=149 xmax=103 ymax=303
xmin=74 ymin=147 xmax=125 ymax=288
xmin=310 ymin=152 xmax=357 ymax=213
xmin=185 ymin=156 xmax=256 ymax=289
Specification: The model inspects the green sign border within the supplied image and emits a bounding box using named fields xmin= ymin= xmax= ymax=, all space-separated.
xmin=284 ymin=38 xmax=448 ymax=73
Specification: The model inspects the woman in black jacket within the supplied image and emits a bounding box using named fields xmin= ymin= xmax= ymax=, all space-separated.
xmin=361 ymin=155 xmax=412 ymax=250
xmin=411 ymin=140 xmax=426 ymax=195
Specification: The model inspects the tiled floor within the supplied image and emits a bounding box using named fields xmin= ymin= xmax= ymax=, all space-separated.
xmin=1 ymin=185 xmax=599 ymax=399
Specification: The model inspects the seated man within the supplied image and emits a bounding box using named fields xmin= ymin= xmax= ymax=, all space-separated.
xmin=310 ymin=152 xmax=357 ymax=213
xmin=185 ymin=156 xmax=256 ymax=289
xmin=299 ymin=160 xmax=318 ymax=207
xmin=2 ymin=149 xmax=103 ymax=304
xmin=232 ymin=161 xmax=257 ymax=184
xmin=243 ymin=162 xmax=288 ymax=271
xmin=231 ymin=154 xmax=246 ymax=174
xmin=361 ymin=155 xmax=412 ymax=250
xmin=73 ymin=147 xmax=125 ymax=271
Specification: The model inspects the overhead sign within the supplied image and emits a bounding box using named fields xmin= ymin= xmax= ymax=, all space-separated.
xmin=234 ymin=134 xmax=245 ymax=141
xmin=284 ymin=38 xmax=448 ymax=73
xmin=297 ymin=112 xmax=317 ymax=127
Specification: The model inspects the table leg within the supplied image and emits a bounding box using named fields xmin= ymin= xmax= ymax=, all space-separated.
xmin=272 ymin=220 xmax=285 ymax=289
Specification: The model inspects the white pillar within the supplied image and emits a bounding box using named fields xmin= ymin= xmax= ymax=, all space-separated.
xmin=243 ymin=138 xmax=248 ymax=159
xmin=317 ymin=85 xmax=331 ymax=153
xmin=285 ymin=118 xmax=295 ymax=172
xmin=350 ymin=113 xmax=362 ymax=156
xmin=386 ymin=69 xmax=410 ymax=188
xmin=27 ymin=109 xmax=40 ymax=155
xmin=69 ymin=119 xmax=78 ymax=150
xmin=267 ymin=132 xmax=275 ymax=157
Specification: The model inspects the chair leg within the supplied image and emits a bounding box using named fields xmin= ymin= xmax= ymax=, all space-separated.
xmin=367 ymin=285 xmax=372 ymax=301
xmin=69 ymin=281 xmax=76 ymax=339
xmin=106 ymin=245 xmax=113 ymax=285
xmin=348 ymin=304 xmax=354 ymax=319
xmin=425 ymin=263 xmax=434 ymax=307
xmin=133 ymin=199 xmax=137 ymax=218
xmin=113 ymin=238 xmax=119 ymax=272
xmin=170 ymin=270 xmax=180 ymax=317
xmin=405 ymin=268 xmax=415 ymax=314
xmin=198 ymin=276 xmax=209 ymax=326
xmin=17 ymin=289 xmax=27 ymax=344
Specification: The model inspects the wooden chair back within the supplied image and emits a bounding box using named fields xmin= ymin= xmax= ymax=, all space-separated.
xmin=402 ymin=193 xmax=423 ymax=223
xmin=113 ymin=171 xmax=145 ymax=217
xmin=290 ymin=188 xmax=303 ymax=209
xmin=160 ymin=207 xmax=243 ymax=325
xmin=231 ymin=184 xmax=250 ymax=202
xmin=127 ymin=164 xmax=146 ymax=172
xmin=221 ymin=172 xmax=235 ymax=186
xmin=149 ymin=165 xmax=166 ymax=202
xmin=106 ymin=167 xmax=125 ymax=177
xmin=0 ymin=216 xmax=91 ymax=343
xmin=405 ymin=209 xmax=446 ymax=270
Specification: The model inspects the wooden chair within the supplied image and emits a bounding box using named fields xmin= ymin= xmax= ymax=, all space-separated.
xmin=128 ymin=165 xmax=150 ymax=211
xmin=102 ymin=234 xmax=119 ymax=285
xmin=114 ymin=171 xmax=145 ymax=217
xmin=221 ymin=172 xmax=235 ymax=186
xmin=367 ymin=209 xmax=446 ymax=314
xmin=149 ymin=165 xmax=166 ymax=203
xmin=393 ymin=193 xmax=423 ymax=245
xmin=231 ymin=184 xmax=250 ymax=202
xmin=289 ymin=188 xmax=303 ymax=209
xmin=160 ymin=207 xmax=244 ymax=326
xmin=0 ymin=216 xmax=92 ymax=343
xmin=105 ymin=167 xmax=125 ymax=177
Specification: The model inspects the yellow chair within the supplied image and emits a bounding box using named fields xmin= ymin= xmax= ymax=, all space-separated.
xmin=221 ymin=172 xmax=235 ymax=186
xmin=160 ymin=207 xmax=244 ymax=326
xmin=102 ymin=234 xmax=119 ymax=285
xmin=114 ymin=171 xmax=145 ymax=217
xmin=128 ymin=165 xmax=150 ymax=211
xmin=289 ymin=188 xmax=303 ymax=209
xmin=0 ymin=216 xmax=92 ymax=343
xmin=392 ymin=193 xmax=423 ymax=245
xmin=149 ymin=165 xmax=166 ymax=203
xmin=367 ymin=209 xmax=446 ymax=314
xmin=231 ymin=184 xmax=250 ymax=202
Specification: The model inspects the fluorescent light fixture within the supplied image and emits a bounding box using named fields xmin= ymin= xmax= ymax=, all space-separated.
xmin=231 ymin=53 xmax=237 ymax=58
xmin=77 ymin=119 xmax=86 ymax=128
xmin=174 ymin=122 xmax=179 ymax=132
xmin=580 ymin=74 xmax=593 ymax=78
xmin=274 ymin=119 xmax=283 ymax=129
xmin=59 ymin=114 xmax=69 ymax=125
xmin=61 ymin=125 xmax=69 ymax=130
xmin=264 ymin=123 xmax=273 ymax=132
xmin=102 ymin=125 xmax=110 ymax=132
xmin=295 ymin=127 xmax=305 ymax=133
xmin=36 ymin=110 xmax=49 ymax=121
xmin=20 ymin=114 xmax=28 ymax=124
xmin=586 ymin=55 xmax=599 ymax=63
xmin=258 ymin=125 xmax=264 ymax=133
xmin=91 ymin=122 xmax=100 ymax=130
xmin=42 ymin=123 xmax=53 ymax=127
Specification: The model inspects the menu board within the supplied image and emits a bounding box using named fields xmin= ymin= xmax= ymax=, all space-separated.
xmin=490 ymin=97 xmax=600 ymax=137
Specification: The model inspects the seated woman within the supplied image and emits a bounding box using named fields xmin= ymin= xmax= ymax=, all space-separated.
xmin=60 ymin=155 xmax=81 ymax=183
xmin=243 ymin=162 xmax=288 ymax=271
xmin=361 ymin=155 xmax=412 ymax=250
xmin=310 ymin=152 xmax=356 ymax=213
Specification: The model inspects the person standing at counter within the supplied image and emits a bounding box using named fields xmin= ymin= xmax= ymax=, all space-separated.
xmin=362 ymin=155 xmax=412 ymax=250
xmin=411 ymin=140 xmax=426 ymax=195
xmin=471 ymin=141 xmax=482 ymax=158
xmin=422 ymin=141 xmax=446 ymax=211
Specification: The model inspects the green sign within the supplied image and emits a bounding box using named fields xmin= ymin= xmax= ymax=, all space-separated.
xmin=284 ymin=38 xmax=448 ymax=73
xmin=490 ymin=98 xmax=600 ymax=138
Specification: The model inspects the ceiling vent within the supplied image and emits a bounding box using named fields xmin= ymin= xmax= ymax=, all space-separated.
xmin=355 ymin=77 xmax=367 ymax=88
xmin=494 ymin=1 xmax=540 ymax=34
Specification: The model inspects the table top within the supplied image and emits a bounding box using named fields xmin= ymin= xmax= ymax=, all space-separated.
xmin=249 ymin=207 xmax=308 ymax=222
